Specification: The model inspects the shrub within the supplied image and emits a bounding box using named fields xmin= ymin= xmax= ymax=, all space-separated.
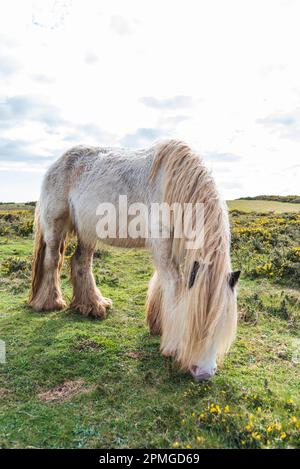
xmin=2 ymin=256 xmax=31 ymax=278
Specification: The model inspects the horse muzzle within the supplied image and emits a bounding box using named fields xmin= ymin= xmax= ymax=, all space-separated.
xmin=190 ymin=365 xmax=217 ymax=381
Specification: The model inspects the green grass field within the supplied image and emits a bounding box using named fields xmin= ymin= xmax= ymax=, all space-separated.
xmin=227 ymin=199 xmax=300 ymax=213
xmin=0 ymin=201 xmax=299 ymax=448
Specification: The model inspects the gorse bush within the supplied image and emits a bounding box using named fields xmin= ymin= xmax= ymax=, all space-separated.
xmin=0 ymin=210 xmax=34 ymax=237
xmin=238 ymin=289 xmax=299 ymax=327
xmin=1 ymin=256 xmax=31 ymax=278
xmin=231 ymin=212 xmax=300 ymax=288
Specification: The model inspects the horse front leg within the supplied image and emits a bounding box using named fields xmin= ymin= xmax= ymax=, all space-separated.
xmin=146 ymin=271 xmax=163 ymax=335
xmin=147 ymin=240 xmax=182 ymax=346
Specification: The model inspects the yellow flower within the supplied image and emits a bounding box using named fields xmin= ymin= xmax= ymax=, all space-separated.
xmin=224 ymin=405 xmax=230 ymax=413
xmin=287 ymin=399 xmax=294 ymax=405
xmin=197 ymin=436 xmax=204 ymax=444
xmin=267 ymin=425 xmax=273 ymax=433
xmin=274 ymin=422 xmax=282 ymax=431
xmin=245 ymin=423 xmax=253 ymax=432
xmin=181 ymin=419 xmax=185 ymax=425
xmin=257 ymin=406 xmax=262 ymax=413
xmin=291 ymin=416 xmax=298 ymax=425
xmin=173 ymin=441 xmax=179 ymax=448
xmin=251 ymin=432 xmax=261 ymax=440
xmin=280 ymin=432 xmax=287 ymax=440
xmin=186 ymin=444 xmax=192 ymax=449
xmin=191 ymin=412 xmax=195 ymax=417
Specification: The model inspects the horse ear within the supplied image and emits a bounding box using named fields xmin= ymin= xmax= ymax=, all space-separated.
xmin=229 ymin=270 xmax=241 ymax=289
xmin=188 ymin=261 xmax=200 ymax=288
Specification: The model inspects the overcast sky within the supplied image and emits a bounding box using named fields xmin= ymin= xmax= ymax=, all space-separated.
xmin=0 ymin=0 xmax=299 ymax=202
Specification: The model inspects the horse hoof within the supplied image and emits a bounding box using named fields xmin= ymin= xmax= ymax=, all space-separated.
xmin=30 ymin=297 xmax=66 ymax=312
xmin=71 ymin=298 xmax=111 ymax=318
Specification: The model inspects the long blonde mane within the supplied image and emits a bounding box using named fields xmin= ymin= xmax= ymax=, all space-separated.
xmin=150 ymin=140 xmax=237 ymax=370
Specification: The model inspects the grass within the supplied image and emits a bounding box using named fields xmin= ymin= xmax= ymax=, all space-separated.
xmin=0 ymin=202 xmax=299 ymax=449
xmin=227 ymin=199 xmax=300 ymax=213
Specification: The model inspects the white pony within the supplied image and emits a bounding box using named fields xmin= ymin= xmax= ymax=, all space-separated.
xmin=29 ymin=139 xmax=240 ymax=380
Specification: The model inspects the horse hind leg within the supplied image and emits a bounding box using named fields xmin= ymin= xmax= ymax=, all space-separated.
xmin=29 ymin=216 xmax=67 ymax=311
xmin=70 ymin=240 xmax=112 ymax=318
xmin=146 ymin=271 xmax=163 ymax=335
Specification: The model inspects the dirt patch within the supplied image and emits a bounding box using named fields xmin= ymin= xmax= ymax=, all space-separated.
xmin=37 ymin=379 xmax=96 ymax=403
xmin=73 ymin=339 xmax=101 ymax=351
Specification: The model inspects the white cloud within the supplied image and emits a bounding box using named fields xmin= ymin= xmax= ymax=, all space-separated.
xmin=257 ymin=109 xmax=300 ymax=141
xmin=120 ymin=127 xmax=166 ymax=148
xmin=0 ymin=53 xmax=20 ymax=78
xmin=140 ymin=96 xmax=196 ymax=109
xmin=110 ymin=15 xmax=135 ymax=35
xmin=0 ymin=0 xmax=300 ymax=201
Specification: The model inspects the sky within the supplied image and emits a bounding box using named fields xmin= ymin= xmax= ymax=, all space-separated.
xmin=0 ymin=0 xmax=299 ymax=202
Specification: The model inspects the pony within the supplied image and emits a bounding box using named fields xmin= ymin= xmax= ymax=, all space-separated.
xmin=29 ymin=139 xmax=240 ymax=381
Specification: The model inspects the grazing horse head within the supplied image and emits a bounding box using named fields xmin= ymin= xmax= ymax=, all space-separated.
xmin=186 ymin=265 xmax=241 ymax=381
xmin=150 ymin=140 xmax=240 ymax=380
xmin=161 ymin=253 xmax=240 ymax=381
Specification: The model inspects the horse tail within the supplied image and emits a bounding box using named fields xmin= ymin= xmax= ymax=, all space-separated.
xmin=29 ymin=204 xmax=46 ymax=304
